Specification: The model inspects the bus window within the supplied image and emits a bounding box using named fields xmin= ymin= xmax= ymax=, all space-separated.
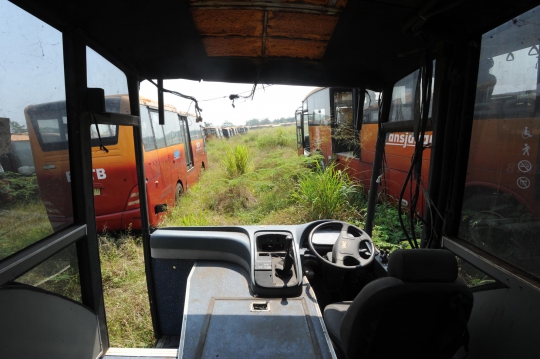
xmin=460 ymin=5 xmax=540 ymax=279
xmin=149 ymin=111 xmax=167 ymax=148
xmin=163 ymin=111 xmax=183 ymax=146
xmin=1 ymin=1 xmax=74 ymax=256
xmin=363 ymin=90 xmax=381 ymax=123
xmin=180 ymin=116 xmax=194 ymax=168
xmin=306 ymin=88 xmax=331 ymax=125
xmin=87 ymin=46 xmax=130 ymax=114
xmin=140 ymin=106 xmax=157 ymax=151
xmin=389 ymin=70 xmax=418 ymax=122
xmin=15 ymin=242 xmax=81 ymax=302
xmin=334 ymin=91 xmax=353 ymax=125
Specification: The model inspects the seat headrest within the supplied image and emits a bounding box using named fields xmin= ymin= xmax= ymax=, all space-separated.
xmin=387 ymin=249 xmax=458 ymax=283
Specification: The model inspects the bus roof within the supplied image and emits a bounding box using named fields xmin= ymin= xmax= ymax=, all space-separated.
xmin=303 ymin=87 xmax=326 ymax=102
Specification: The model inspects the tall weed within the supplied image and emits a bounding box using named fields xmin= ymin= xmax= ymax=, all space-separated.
xmin=293 ymin=164 xmax=360 ymax=220
xmin=221 ymin=145 xmax=250 ymax=178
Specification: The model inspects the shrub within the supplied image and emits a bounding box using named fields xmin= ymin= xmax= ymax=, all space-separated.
xmin=221 ymin=145 xmax=250 ymax=178
xmin=292 ymin=164 xmax=360 ymax=220
xmin=0 ymin=172 xmax=40 ymax=205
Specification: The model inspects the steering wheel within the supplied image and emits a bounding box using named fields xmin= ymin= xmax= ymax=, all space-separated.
xmin=307 ymin=221 xmax=375 ymax=270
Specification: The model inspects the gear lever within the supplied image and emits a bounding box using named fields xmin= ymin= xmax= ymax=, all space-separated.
xmin=275 ymin=235 xmax=293 ymax=277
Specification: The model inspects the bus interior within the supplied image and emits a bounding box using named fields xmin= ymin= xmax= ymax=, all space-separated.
xmin=1 ymin=0 xmax=540 ymax=358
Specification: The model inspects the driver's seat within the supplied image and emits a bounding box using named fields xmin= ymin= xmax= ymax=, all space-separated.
xmin=323 ymin=249 xmax=473 ymax=359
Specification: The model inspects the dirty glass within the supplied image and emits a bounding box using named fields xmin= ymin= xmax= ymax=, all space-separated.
xmin=306 ymin=88 xmax=331 ymax=125
xmin=459 ymin=5 xmax=540 ymax=279
xmin=16 ymin=243 xmax=81 ymax=302
xmin=140 ymin=106 xmax=157 ymax=151
xmin=163 ymin=111 xmax=183 ymax=146
xmin=87 ymin=46 xmax=130 ymax=114
xmin=149 ymin=111 xmax=167 ymax=148
xmin=389 ymin=70 xmax=417 ymax=122
xmin=180 ymin=116 xmax=194 ymax=167
xmin=0 ymin=0 xmax=73 ymax=261
xmin=363 ymin=90 xmax=381 ymax=123
xmin=456 ymin=257 xmax=497 ymax=289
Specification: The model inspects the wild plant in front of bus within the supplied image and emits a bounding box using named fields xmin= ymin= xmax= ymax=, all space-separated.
xmin=98 ymin=232 xmax=154 ymax=347
xmin=221 ymin=145 xmax=250 ymax=178
xmin=292 ymin=164 xmax=361 ymax=221
xmin=0 ymin=172 xmax=41 ymax=205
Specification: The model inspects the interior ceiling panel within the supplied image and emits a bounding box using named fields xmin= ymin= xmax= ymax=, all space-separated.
xmin=266 ymin=12 xmax=338 ymax=40
xmin=191 ymin=9 xmax=264 ymax=37
xmin=189 ymin=1 xmax=344 ymax=60
xmin=266 ymin=38 xmax=327 ymax=58
xmin=10 ymin=0 xmax=540 ymax=88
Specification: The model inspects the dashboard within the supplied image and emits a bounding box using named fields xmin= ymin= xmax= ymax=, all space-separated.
xmin=150 ymin=220 xmax=385 ymax=298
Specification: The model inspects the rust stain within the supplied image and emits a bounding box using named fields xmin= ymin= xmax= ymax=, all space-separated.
xmin=202 ymin=37 xmax=262 ymax=57
xmin=191 ymin=9 xmax=264 ymax=37
xmin=267 ymin=11 xmax=338 ymax=40
xmin=266 ymin=38 xmax=327 ymax=59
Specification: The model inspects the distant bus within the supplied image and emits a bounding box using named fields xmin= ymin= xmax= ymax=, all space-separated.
xmin=25 ymin=95 xmax=207 ymax=232
xmin=203 ymin=126 xmax=223 ymax=140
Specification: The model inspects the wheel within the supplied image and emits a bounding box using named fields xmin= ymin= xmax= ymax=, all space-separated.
xmin=175 ymin=182 xmax=184 ymax=203
xmin=307 ymin=220 xmax=375 ymax=270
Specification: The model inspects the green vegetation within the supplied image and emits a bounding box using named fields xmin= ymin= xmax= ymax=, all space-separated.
xmin=99 ymin=232 xmax=154 ymax=347
xmin=292 ymin=164 xmax=360 ymax=221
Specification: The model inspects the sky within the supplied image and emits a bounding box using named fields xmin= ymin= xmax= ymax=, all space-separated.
xmin=139 ymin=80 xmax=316 ymax=126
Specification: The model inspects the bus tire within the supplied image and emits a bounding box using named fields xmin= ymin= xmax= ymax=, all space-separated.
xmin=175 ymin=182 xmax=184 ymax=203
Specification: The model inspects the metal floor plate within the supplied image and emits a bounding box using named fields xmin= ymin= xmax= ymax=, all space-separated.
xmin=179 ymin=261 xmax=335 ymax=359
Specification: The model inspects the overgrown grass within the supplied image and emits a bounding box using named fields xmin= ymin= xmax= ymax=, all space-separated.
xmin=99 ymin=231 xmax=154 ymax=348
xmin=221 ymin=145 xmax=250 ymax=178
xmin=292 ymin=164 xmax=361 ymax=221
xmin=0 ymin=201 xmax=53 ymax=260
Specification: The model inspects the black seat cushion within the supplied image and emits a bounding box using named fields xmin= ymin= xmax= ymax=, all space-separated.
xmin=323 ymin=301 xmax=351 ymax=355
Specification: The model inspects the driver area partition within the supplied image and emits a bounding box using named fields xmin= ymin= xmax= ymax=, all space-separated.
xmin=149 ymin=225 xmax=336 ymax=358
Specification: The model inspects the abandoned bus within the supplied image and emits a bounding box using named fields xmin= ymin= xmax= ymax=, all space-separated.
xmin=24 ymin=95 xmax=207 ymax=232
xmin=1 ymin=1 xmax=540 ymax=359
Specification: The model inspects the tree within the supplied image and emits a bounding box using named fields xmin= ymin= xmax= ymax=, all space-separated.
xmin=204 ymin=121 xmax=213 ymax=127
xmin=260 ymin=118 xmax=271 ymax=125
xmin=222 ymin=120 xmax=234 ymax=127
xmin=246 ymin=118 xmax=260 ymax=126
xmin=10 ymin=122 xmax=27 ymax=134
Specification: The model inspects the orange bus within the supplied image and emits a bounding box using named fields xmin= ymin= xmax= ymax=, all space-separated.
xmin=299 ymin=60 xmax=540 ymax=263
xmin=25 ymin=95 xmax=207 ymax=232
xmin=297 ymin=83 xmax=432 ymax=214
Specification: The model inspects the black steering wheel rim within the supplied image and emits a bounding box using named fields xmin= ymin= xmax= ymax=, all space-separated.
xmin=307 ymin=220 xmax=375 ymax=270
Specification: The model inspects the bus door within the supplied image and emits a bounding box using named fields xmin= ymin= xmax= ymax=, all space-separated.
xmin=149 ymin=110 xmax=174 ymax=214
xmin=295 ymin=108 xmax=303 ymax=156
xmin=25 ymin=102 xmax=72 ymax=231
xmin=331 ymin=89 xmax=354 ymax=155
xmin=162 ymin=110 xmax=188 ymax=201
xmin=139 ymin=105 xmax=165 ymax=226
xmin=181 ymin=115 xmax=197 ymax=185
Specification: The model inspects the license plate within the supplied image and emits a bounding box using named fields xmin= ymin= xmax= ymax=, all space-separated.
xmin=93 ymin=188 xmax=101 ymax=196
